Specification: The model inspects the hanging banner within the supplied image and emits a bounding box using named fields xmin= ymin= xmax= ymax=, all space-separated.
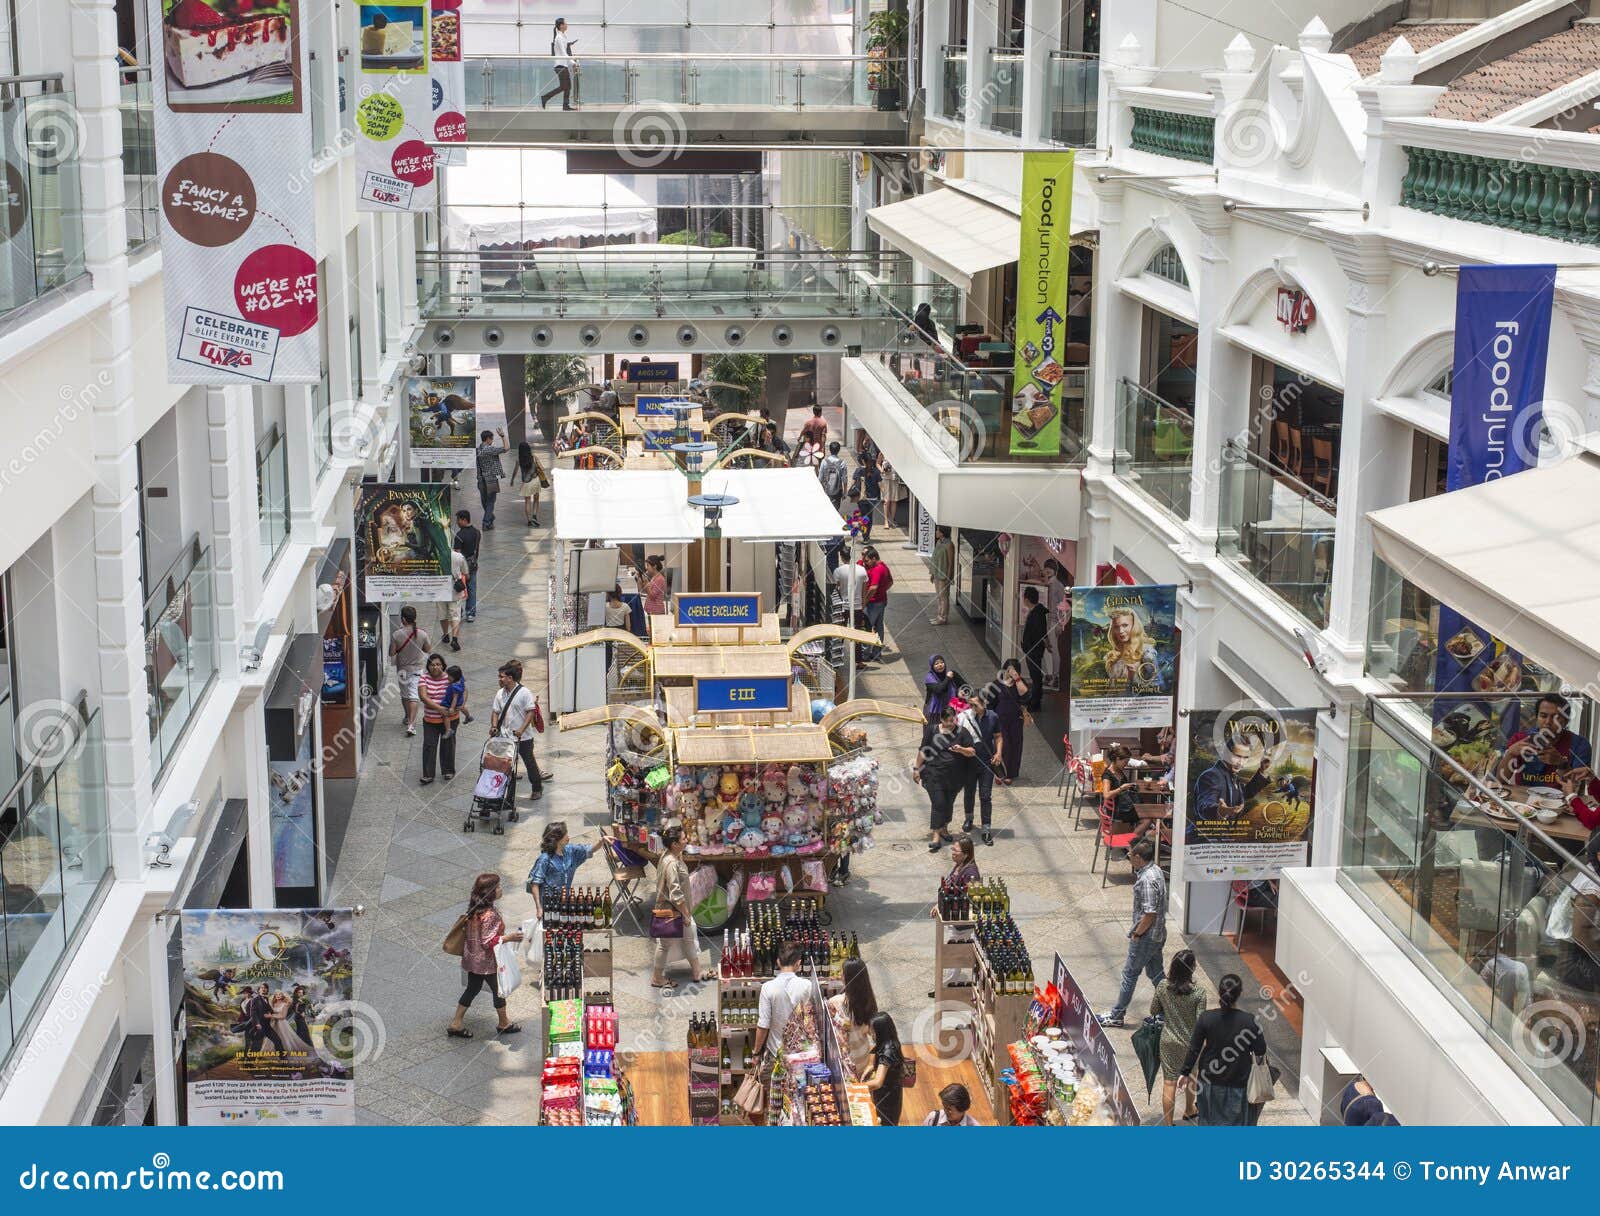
xmin=914 ymin=502 xmax=934 ymax=557
xmin=1068 ymin=584 xmax=1177 ymax=731
xmin=355 ymin=0 xmax=435 ymax=211
xmin=1009 ymin=150 xmax=1074 ymax=458
xmin=1049 ymin=953 xmax=1141 ymax=1126
xmin=404 ymin=375 xmax=477 ymax=468
xmin=180 ymin=908 xmax=356 ymax=1125
xmin=429 ymin=0 xmax=466 ymax=166
xmin=1432 ymin=264 xmax=1556 ymax=753
xmin=1185 ymin=707 xmax=1317 ymax=880
xmin=355 ymin=483 xmax=453 ymax=600
xmin=147 ymin=0 xmax=319 ymax=383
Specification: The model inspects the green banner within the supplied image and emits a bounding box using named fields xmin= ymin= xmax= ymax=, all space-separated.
xmin=1010 ymin=151 xmax=1075 ymax=457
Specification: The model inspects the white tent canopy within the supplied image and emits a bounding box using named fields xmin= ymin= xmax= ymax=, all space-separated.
xmin=867 ymin=185 xmax=1019 ymax=294
xmin=443 ymin=149 xmax=656 ymax=249
xmin=1367 ymin=448 xmax=1600 ymax=685
xmin=553 ymin=468 xmax=846 ymax=543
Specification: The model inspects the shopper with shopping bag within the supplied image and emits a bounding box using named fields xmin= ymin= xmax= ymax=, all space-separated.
xmin=649 ymin=827 xmax=709 ymax=990
xmin=445 ymin=873 xmax=525 ymax=1039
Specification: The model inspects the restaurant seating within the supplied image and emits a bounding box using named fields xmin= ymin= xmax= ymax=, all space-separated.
xmin=1307 ymin=435 xmax=1335 ymax=497
xmin=1093 ymin=805 xmax=1141 ymax=887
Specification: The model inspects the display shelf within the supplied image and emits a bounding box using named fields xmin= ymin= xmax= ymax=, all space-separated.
xmin=970 ymin=935 xmax=1033 ymax=1128
xmin=933 ymin=910 xmax=977 ymax=1009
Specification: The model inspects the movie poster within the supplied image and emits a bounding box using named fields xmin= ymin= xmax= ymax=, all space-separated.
xmin=404 ymin=375 xmax=477 ymax=468
xmin=355 ymin=0 xmax=435 ymax=212
xmin=355 ymin=484 xmax=453 ymax=601
xmin=430 ymin=0 xmax=467 ymax=166
xmin=180 ymin=908 xmax=356 ymax=1125
xmin=146 ymin=0 xmax=319 ymax=383
xmin=1068 ymin=584 xmax=1177 ymax=731
xmin=1185 ymin=708 xmax=1317 ymax=880
xmin=269 ymin=728 xmax=317 ymax=892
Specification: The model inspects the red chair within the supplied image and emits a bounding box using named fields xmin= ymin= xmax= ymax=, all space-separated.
xmin=1093 ymin=804 xmax=1141 ymax=887
xmin=1057 ymin=736 xmax=1077 ymax=800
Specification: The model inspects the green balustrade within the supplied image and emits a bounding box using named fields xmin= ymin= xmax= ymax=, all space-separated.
xmin=1401 ymin=145 xmax=1600 ymax=245
xmin=1129 ymin=106 xmax=1215 ymax=164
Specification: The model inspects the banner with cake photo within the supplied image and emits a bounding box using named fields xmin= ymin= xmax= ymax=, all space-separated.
xmin=355 ymin=0 xmax=437 ymax=212
xmin=430 ymin=0 xmax=467 ymax=166
xmin=403 ymin=375 xmax=477 ymax=468
xmin=354 ymin=483 xmax=454 ymax=601
xmin=145 ymin=0 xmax=319 ymax=383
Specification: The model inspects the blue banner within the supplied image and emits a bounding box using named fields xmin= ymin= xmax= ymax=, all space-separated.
xmin=694 ymin=675 xmax=790 ymax=713
xmin=626 ymin=361 xmax=679 ymax=383
xmin=634 ymin=394 xmax=679 ymax=417
xmin=676 ymin=593 xmax=760 ymax=626
xmin=1433 ymin=265 xmax=1555 ymax=736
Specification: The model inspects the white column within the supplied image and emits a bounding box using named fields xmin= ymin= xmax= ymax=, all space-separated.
xmin=355 ymin=217 xmax=382 ymax=397
xmin=283 ymin=385 xmax=317 ymax=541
xmin=967 ymin=0 xmax=999 ymax=127
xmin=1180 ymin=201 xmax=1243 ymax=552
xmin=1019 ymin=2 xmax=1056 ymax=144
xmin=206 ymin=386 xmax=252 ymax=677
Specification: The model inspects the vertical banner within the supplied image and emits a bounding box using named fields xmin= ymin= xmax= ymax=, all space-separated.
xmin=404 ymin=375 xmax=477 ymax=467
xmin=1009 ymin=150 xmax=1074 ymax=457
xmin=355 ymin=483 xmax=453 ymax=600
xmin=356 ymin=0 xmax=435 ymax=211
xmin=429 ymin=0 xmax=467 ymax=166
xmin=1185 ymin=708 xmax=1317 ymax=880
xmin=1049 ymin=954 xmax=1142 ymax=1125
xmin=1068 ymin=584 xmax=1177 ymax=731
xmin=147 ymin=0 xmax=319 ymax=383
xmin=180 ymin=909 xmax=357 ymax=1125
xmin=1432 ymin=265 xmax=1556 ymax=753
xmin=914 ymin=501 xmax=934 ymax=557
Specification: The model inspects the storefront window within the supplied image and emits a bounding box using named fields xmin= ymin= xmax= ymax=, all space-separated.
xmin=1216 ymin=440 xmax=1334 ymax=627
xmin=1252 ymin=359 xmax=1341 ymax=504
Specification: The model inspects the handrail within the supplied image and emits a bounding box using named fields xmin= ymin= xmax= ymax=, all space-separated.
xmin=1049 ymin=49 xmax=1100 ymax=60
xmin=987 ymin=45 xmax=1024 ymax=55
xmin=142 ymin=534 xmax=205 ymax=623
xmin=469 ymin=52 xmax=890 ymax=63
xmin=0 ymin=689 xmax=89 ymax=816
xmin=1118 ymin=376 xmax=1193 ymax=422
xmin=1222 ymin=438 xmax=1334 ymax=513
xmin=0 ymin=73 xmax=64 ymax=95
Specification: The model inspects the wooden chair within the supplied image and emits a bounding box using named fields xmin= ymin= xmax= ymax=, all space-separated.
xmin=1271 ymin=420 xmax=1291 ymax=469
xmin=1287 ymin=426 xmax=1304 ymax=481
xmin=1308 ymin=436 xmax=1335 ymax=497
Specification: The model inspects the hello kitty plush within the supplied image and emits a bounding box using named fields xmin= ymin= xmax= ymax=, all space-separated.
xmin=783 ymin=805 xmax=809 ymax=847
xmin=761 ymin=765 xmax=787 ymax=812
xmin=786 ymin=764 xmax=807 ymax=801
xmin=803 ymin=767 xmax=828 ymax=802
xmin=761 ymin=811 xmax=785 ymax=843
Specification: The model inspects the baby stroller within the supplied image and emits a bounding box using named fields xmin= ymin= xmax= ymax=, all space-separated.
xmin=465 ymin=735 xmax=519 ymax=834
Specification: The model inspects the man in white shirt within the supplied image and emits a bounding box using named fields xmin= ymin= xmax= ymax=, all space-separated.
xmin=752 ymin=943 xmax=810 ymax=1064
xmin=539 ymin=18 xmax=577 ymax=111
xmin=832 ymin=555 xmax=867 ymax=621
xmin=439 ymin=548 xmax=469 ymax=652
xmin=490 ymin=659 xmax=544 ymax=800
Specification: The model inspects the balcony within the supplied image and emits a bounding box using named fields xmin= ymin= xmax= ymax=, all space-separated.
xmin=1114 ymin=378 xmax=1193 ymax=521
xmin=1129 ymin=106 xmax=1214 ymax=164
xmin=145 ymin=536 xmax=219 ymax=782
xmin=982 ymin=47 xmax=1023 ymax=137
xmin=1216 ymin=440 xmax=1335 ymax=628
xmin=1049 ymin=52 xmax=1098 ymax=147
xmin=0 ymin=695 xmax=111 ymax=1075
xmin=1343 ymin=697 xmax=1600 ymax=1123
xmin=256 ymin=427 xmax=291 ymax=572
xmin=0 ymin=76 xmax=87 ymax=320
xmin=941 ymin=45 xmax=967 ymax=122
xmin=119 ymin=67 xmax=157 ymax=251
xmin=1400 ymin=144 xmax=1599 ymax=246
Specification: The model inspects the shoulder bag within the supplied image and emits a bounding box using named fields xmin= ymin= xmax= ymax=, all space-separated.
xmin=650 ymin=860 xmax=685 ymax=938
xmin=442 ymin=913 xmax=469 ymax=957
xmin=1246 ymin=1054 xmax=1275 ymax=1105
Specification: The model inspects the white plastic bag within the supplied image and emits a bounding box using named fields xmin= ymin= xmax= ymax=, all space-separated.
xmin=494 ymin=939 xmax=523 ymax=994
xmin=519 ymin=916 xmax=542 ymax=965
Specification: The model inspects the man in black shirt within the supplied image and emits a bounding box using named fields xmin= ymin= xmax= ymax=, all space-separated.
xmin=914 ymin=707 xmax=974 ymax=854
xmin=453 ymin=510 xmax=481 ymax=623
xmin=1021 ymin=586 xmax=1049 ymax=712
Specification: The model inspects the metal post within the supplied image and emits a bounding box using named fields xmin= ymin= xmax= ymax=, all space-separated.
xmin=794 ymin=64 xmax=804 ymax=111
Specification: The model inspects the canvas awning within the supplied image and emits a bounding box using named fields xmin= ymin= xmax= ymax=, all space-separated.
xmin=552 ymin=468 xmax=845 ymax=543
xmin=866 ymin=185 xmax=1020 ymax=294
xmin=1366 ymin=449 xmax=1600 ymax=685
xmin=443 ymin=149 xmax=656 ymax=248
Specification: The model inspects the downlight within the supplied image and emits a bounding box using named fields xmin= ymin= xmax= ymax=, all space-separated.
xmin=531 ymin=326 xmax=553 ymax=347
xmin=579 ymin=325 xmax=602 ymax=347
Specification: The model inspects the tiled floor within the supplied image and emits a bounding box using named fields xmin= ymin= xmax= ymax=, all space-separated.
xmin=330 ymin=385 xmax=1310 ymax=1125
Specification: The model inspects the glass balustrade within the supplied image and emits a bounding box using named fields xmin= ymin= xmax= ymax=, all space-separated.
xmin=0 ymin=81 xmax=87 ymax=317
xmin=941 ymin=45 xmax=967 ymax=121
xmin=313 ymin=369 xmax=334 ymax=476
xmin=1115 ymin=377 xmax=1194 ymax=521
xmin=1050 ymin=52 xmax=1098 ymax=147
xmin=145 ymin=537 xmax=219 ymax=782
xmin=0 ymin=699 xmax=111 ymax=1075
xmin=257 ymin=428 xmax=291 ymax=572
xmin=1216 ymin=440 xmax=1335 ymax=628
xmin=983 ymin=47 xmax=1024 ymax=136
xmin=465 ymin=55 xmax=887 ymax=110
xmin=119 ymin=68 xmax=157 ymax=251
xmin=1344 ymin=698 xmax=1600 ymax=1124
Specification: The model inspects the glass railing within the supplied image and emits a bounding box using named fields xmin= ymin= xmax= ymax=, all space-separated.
xmin=0 ymin=689 xmax=15 ymax=812
xmin=465 ymin=54 xmax=891 ymax=110
xmin=119 ymin=68 xmax=157 ymax=251
xmin=1050 ymin=52 xmax=1098 ymax=146
xmin=1216 ymin=440 xmax=1335 ymax=628
xmin=1343 ymin=697 xmax=1600 ymax=1124
xmin=145 ymin=537 xmax=219 ymax=782
xmin=983 ymin=47 xmax=1024 ymax=136
xmin=0 ymin=79 xmax=87 ymax=318
xmin=1114 ymin=378 xmax=1194 ymax=521
xmin=337 ymin=48 xmax=352 ymax=141
xmin=941 ymin=45 xmax=967 ymax=121
xmin=256 ymin=427 xmax=290 ymax=572
xmin=0 ymin=696 xmax=111 ymax=1075
xmin=313 ymin=370 xmax=334 ymax=476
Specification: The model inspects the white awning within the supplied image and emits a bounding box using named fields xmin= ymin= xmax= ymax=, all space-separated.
xmin=866 ymin=186 xmax=1020 ymax=293
xmin=1366 ymin=450 xmax=1600 ymax=684
xmin=553 ymin=467 xmax=845 ymax=544
xmin=443 ymin=150 xmax=656 ymax=248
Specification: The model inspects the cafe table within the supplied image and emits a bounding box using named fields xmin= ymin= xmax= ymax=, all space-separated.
xmin=1454 ymin=783 xmax=1592 ymax=849
xmin=1135 ymin=781 xmax=1175 ymax=868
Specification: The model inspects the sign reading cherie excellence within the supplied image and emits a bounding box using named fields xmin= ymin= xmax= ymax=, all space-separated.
xmin=675 ymin=593 xmax=761 ymax=626
xmin=147 ymin=0 xmax=319 ymax=384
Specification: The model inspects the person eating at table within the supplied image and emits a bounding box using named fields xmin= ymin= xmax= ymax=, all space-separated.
xmin=1496 ymin=694 xmax=1592 ymax=788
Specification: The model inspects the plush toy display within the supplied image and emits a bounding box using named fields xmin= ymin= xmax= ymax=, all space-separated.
xmin=738 ymin=772 xmax=765 ymax=829
xmin=717 ymin=770 xmax=741 ymax=816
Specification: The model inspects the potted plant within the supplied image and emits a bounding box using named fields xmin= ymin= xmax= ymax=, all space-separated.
xmin=864 ymin=9 xmax=908 ymax=112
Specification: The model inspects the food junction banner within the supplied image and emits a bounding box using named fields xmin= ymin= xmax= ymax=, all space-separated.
xmin=180 ymin=908 xmax=357 ymax=1125
xmin=1432 ymin=265 xmax=1556 ymax=745
xmin=1009 ymin=150 xmax=1074 ymax=457
xmin=403 ymin=375 xmax=477 ymax=468
xmin=1067 ymin=584 xmax=1177 ymax=731
xmin=355 ymin=0 xmax=436 ymax=211
xmin=430 ymin=0 xmax=467 ymax=166
xmin=354 ymin=483 xmax=453 ymax=601
xmin=146 ymin=0 xmax=319 ymax=384
xmin=1185 ymin=707 xmax=1317 ymax=881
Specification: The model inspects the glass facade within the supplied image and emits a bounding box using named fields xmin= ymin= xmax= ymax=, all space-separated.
xmin=0 ymin=86 xmax=86 ymax=316
xmin=256 ymin=428 xmax=291 ymax=572
xmin=144 ymin=539 xmax=218 ymax=782
xmin=1114 ymin=377 xmax=1193 ymax=521
xmin=1216 ymin=440 xmax=1335 ymax=627
xmin=119 ymin=68 xmax=156 ymax=251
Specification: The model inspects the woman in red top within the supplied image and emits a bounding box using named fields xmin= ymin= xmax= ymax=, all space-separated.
xmin=447 ymin=873 xmax=524 ymax=1039
xmin=1562 ymin=769 xmax=1600 ymax=830
xmin=642 ymin=554 xmax=669 ymax=616
xmin=417 ymin=654 xmax=455 ymax=785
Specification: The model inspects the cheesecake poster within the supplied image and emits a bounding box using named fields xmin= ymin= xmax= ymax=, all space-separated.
xmin=147 ymin=0 xmax=318 ymax=383
xmin=1067 ymin=583 xmax=1177 ymax=731
xmin=403 ymin=375 xmax=477 ymax=468
xmin=1009 ymin=150 xmax=1074 ymax=457
xmin=431 ymin=0 xmax=467 ymax=166
xmin=356 ymin=0 xmax=437 ymax=212
xmin=354 ymin=483 xmax=454 ymax=601
xmin=1184 ymin=708 xmax=1317 ymax=881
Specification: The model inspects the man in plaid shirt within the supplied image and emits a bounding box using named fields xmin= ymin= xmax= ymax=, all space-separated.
xmin=1098 ymin=839 xmax=1167 ymax=1027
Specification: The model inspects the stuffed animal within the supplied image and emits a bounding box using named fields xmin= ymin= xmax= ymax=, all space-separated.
xmin=783 ymin=805 xmax=809 ymax=847
xmin=761 ymin=764 xmax=787 ymax=811
xmin=786 ymin=764 xmax=807 ymax=801
xmin=803 ymin=767 xmax=828 ymax=802
xmin=699 ymin=767 xmax=721 ymax=799
xmin=736 ymin=826 xmax=767 ymax=855
xmin=761 ymin=811 xmax=785 ymax=844
xmin=804 ymin=798 xmax=825 ymax=834
xmin=722 ymin=813 xmax=744 ymax=846
xmin=739 ymin=773 xmax=765 ymax=828
xmin=717 ymin=769 xmax=741 ymax=815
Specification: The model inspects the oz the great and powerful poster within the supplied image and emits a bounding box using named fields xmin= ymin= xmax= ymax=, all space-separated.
xmin=355 ymin=483 xmax=453 ymax=601
xmin=403 ymin=375 xmax=477 ymax=468
xmin=1185 ymin=708 xmax=1317 ymax=881
xmin=1067 ymin=584 xmax=1177 ymax=731
xmin=181 ymin=909 xmax=356 ymax=1125
xmin=147 ymin=0 xmax=319 ymax=383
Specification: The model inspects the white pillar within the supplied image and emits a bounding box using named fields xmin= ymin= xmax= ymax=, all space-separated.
xmin=1180 ymin=201 xmax=1243 ymax=551
xmin=206 ymin=386 xmax=252 ymax=679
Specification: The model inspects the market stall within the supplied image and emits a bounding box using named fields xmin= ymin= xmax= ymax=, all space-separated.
xmin=538 ymin=891 xmax=636 ymax=1127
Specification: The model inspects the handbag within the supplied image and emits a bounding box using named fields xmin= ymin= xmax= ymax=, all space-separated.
xmin=649 ymin=908 xmax=685 ymax=938
xmin=442 ymin=913 xmax=469 ymax=957
xmin=1247 ymin=1055 xmax=1275 ymax=1105
xmin=733 ymin=1068 xmax=766 ymax=1115
xmin=900 ymin=1057 xmax=918 ymax=1088
xmin=530 ymin=698 xmax=545 ymax=733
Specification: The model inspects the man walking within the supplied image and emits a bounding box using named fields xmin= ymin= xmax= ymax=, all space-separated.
xmin=798 ymin=402 xmax=828 ymax=451
xmin=1021 ymin=585 xmax=1049 ymax=712
xmin=861 ymin=546 xmax=893 ymax=662
xmin=388 ymin=604 xmax=431 ymax=737
xmin=476 ymin=426 xmax=508 ymax=530
xmin=453 ymin=509 xmax=481 ymax=623
xmin=817 ymin=441 xmax=848 ymax=510
xmin=930 ymin=526 xmax=954 ymax=625
xmin=1098 ymin=840 xmax=1167 ymax=1028
xmin=957 ymin=689 xmax=1001 ymax=845
xmin=914 ymin=707 xmax=974 ymax=853
xmin=440 ymin=546 xmax=469 ymax=652
xmin=490 ymin=659 xmax=544 ymax=803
